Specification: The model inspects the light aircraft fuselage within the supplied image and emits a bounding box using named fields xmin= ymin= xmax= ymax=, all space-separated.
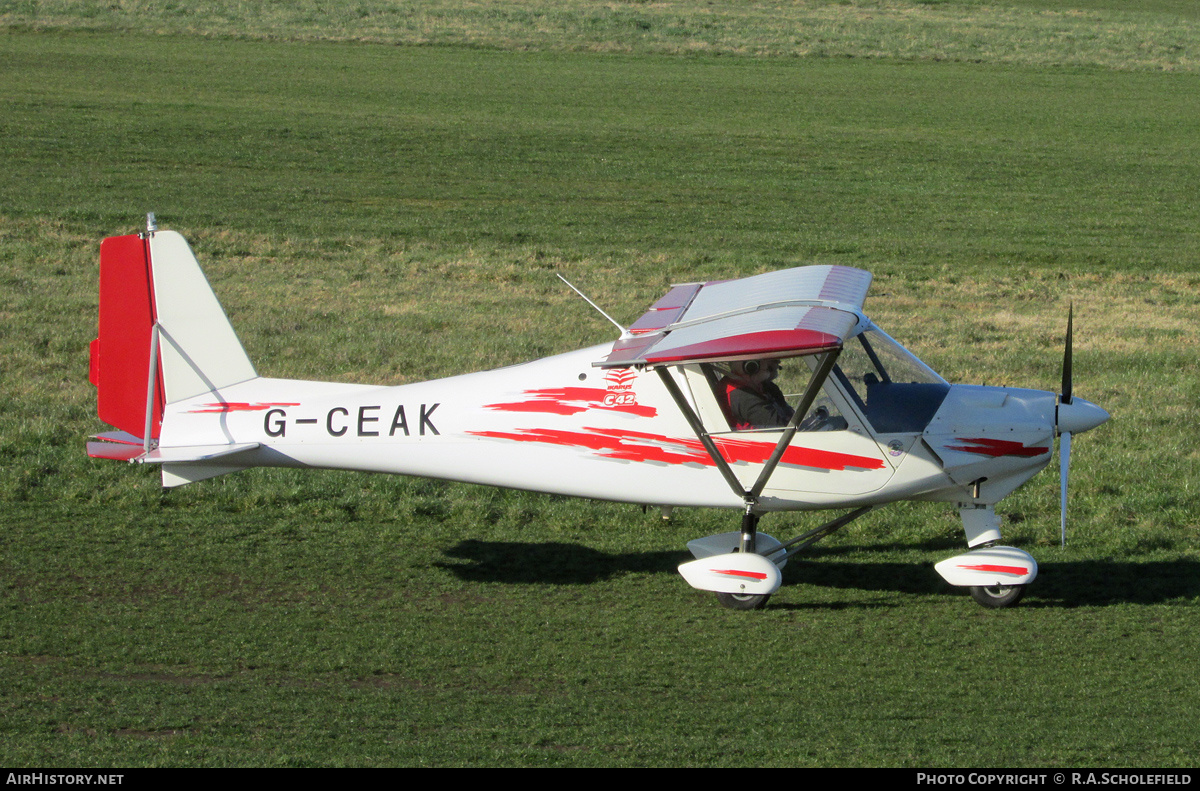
xmin=87 ymin=223 xmax=1108 ymax=609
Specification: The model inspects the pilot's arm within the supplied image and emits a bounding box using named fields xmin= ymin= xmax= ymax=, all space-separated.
xmin=729 ymin=384 xmax=793 ymax=429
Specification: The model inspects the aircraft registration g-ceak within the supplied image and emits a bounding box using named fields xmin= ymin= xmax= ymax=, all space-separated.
xmin=87 ymin=217 xmax=1109 ymax=610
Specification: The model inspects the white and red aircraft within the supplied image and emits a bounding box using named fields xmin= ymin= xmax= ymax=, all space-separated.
xmin=87 ymin=218 xmax=1109 ymax=609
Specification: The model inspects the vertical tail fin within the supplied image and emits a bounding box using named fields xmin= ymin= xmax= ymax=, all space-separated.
xmin=147 ymin=231 xmax=256 ymax=402
xmin=90 ymin=227 xmax=257 ymax=443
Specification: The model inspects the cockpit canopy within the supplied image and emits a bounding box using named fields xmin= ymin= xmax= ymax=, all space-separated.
xmin=833 ymin=326 xmax=949 ymax=433
xmin=692 ymin=325 xmax=949 ymax=437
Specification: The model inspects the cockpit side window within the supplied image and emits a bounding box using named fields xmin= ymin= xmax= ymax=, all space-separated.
xmin=699 ymin=360 xmax=849 ymax=434
xmin=833 ymin=328 xmax=949 ymax=433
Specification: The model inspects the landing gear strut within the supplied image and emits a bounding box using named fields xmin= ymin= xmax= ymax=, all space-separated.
xmin=706 ymin=506 xmax=875 ymax=611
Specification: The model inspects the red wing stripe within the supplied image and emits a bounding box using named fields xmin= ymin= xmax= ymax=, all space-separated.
xmin=642 ymin=328 xmax=842 ymax=365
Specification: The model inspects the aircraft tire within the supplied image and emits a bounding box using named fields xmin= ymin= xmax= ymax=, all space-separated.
xmin=715 ymin=592 xmax=771 ymax=611
xmin=969 ymin=584 xmax=1026 ymax=608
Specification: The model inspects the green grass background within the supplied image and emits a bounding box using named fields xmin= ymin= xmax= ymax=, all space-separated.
xmin=2 ymin=0 xmax=1199 ymax=767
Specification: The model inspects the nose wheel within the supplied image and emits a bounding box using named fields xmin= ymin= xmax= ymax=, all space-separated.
xmin=970 ymin=584 xmax=1026 ymax=608
xmin=715 ymin=592 xmax=771 ymax=610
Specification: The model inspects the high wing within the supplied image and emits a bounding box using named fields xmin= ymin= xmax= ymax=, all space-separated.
xmin=592 ymin=265 xmax=875 ymax=542
xmin=596 ymin=265 xmax=872 ymax=369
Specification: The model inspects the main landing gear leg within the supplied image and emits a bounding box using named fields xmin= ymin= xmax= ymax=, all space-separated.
xmin=738 ymin=508 xmax=759 ymax=554
xmin=716 ymin=510 xmax=772 ymax=611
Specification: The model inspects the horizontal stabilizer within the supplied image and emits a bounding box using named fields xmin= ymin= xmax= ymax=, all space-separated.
xmin=86 ymin=439 xmax=259 ymax=465
xmin=91 ymin=430 xmax=144 ymax=446
xmin=87 ymin=440 xmax=146 ymax=462
xmin=139 ymin=443 xmax=261 ymax=465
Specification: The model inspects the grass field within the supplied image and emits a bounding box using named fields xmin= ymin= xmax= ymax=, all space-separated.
xmin=2 ymin=0 xmax=1200 ymax=768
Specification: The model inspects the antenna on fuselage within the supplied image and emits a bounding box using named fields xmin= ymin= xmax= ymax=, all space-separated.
xmin=556 ymin=273 xmax=630 ymax=338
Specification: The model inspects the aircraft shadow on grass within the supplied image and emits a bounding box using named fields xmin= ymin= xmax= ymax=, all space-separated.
xmin=436 ymin=539 xmax=681 ymax=586
xmin=437 ymin=539 xmax=1200 ymax=608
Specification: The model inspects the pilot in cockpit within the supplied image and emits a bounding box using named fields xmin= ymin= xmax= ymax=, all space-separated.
xmin=721 ymin=359 xmax=794 ymax=430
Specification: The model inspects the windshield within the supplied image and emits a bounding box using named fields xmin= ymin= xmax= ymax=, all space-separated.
xmin=833 ymin=327 xmax=949 ymax=433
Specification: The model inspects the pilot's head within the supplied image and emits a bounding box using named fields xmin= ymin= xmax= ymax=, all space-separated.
xmin=732 ymin=358 xmax=781 ymax=383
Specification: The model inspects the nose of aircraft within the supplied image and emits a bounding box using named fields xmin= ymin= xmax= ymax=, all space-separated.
xmin=1057 ymin=397 xmax=1109 ymax=435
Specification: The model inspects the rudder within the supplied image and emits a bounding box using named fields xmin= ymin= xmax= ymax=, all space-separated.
xmin=90 ymin=226 xmax=257 ymax=443
xmin=90 ymin=233 xmax=163 ymax=439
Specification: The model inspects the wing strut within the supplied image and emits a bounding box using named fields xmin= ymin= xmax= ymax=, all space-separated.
xmin=747 ymin=349 xmax=840 ymax=501
xmin=653 ymin=347 xmax=842 ymax=541
xmin=654 ymin=366 xmax=746 ymax=498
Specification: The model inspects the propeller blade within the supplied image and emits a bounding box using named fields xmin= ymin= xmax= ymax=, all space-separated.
xmin=1061 ymin=303 xmax=1073 ymax=405
xmin=1059 ymin=430 xmax=1071 ymax=547
xmin=1059 ymin=304 xmax=1076 ymax=546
